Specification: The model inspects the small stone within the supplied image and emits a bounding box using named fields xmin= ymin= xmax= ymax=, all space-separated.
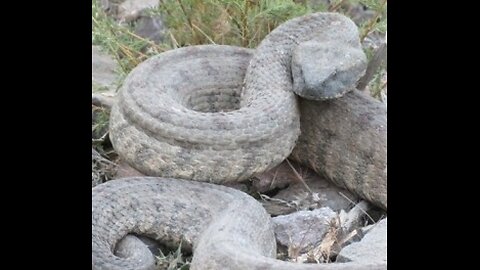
xmin=272 ymin=207 xmax=337 ymax=253
xmin=134 ymin=15 xmax=167 ymax=44
xmin=92 ymin=46 xmax=119 ymax=94
xmin=337 ymin=218 xmax=387 ymax=264
xmin=115 ymin=234 xmax=159 ymax=263
xmin=118 ymin=0 xmax=159 ymax=22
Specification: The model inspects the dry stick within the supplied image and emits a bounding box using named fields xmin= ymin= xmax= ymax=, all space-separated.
xmin=241 ymin=0 xmax=251 ymax=47
xmin=357 ymin=42 xmax=387 ymax=91
xmin=117 ymin=43 xmax=143 ymax=65
xmin=247 ymin=26 xmax=261 ymax=48
xmin=99 ymin=18 xmax=145 ymax=62
xmin=269 ymin=166 xmax=280 ymax=189
xmin=92 ymin=148 xmax=116 ymax=166
xmin=285 ymin=159 xmax=313 ymax=194
xmin=258 ymin=194 xmax=296 ymax=209
xmin=289 ymin=218 xmax=318 ymax=261
xmin=92 ymin=94 xmax=114 ymax=109
xmin=176 ymin=0 xmax=196 ymax=41
xmin=191 ymin=23 xmax=217 ymax=44
xmin=92 ymin=132 xmax=110 ymax=143
xmin=176 ymin=0 xmax=193 ymax=30
xmin=103 ymin=22 xmax=146 ymax=67
xmin=169 ymin=30 xmax=180 ymax=48
xmin=123 ymin=28 xmax=169 ymax=52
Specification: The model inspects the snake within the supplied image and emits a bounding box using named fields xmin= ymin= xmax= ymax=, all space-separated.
xmin=93 ymin=12 xmax=387 ymax=269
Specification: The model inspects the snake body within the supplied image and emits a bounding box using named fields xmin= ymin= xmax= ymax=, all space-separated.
xmin=94 ymin=12 xmax=386 ymax=269
xmin=92 ymin=177 xmax=386 ymax=270
xmin=291 ymin=90 xmax=387 ymax=209
xmin=109 ymin=12 xmax=365 ymax=183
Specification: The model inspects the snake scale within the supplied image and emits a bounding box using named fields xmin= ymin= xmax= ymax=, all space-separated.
xmin=93 ymin=12 xmax=387 ymax=269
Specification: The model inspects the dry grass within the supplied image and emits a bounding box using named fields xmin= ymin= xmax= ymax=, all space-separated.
xmin=92 ymin=1 xmax=387 ymax=268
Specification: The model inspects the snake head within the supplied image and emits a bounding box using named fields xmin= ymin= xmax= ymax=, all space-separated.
xmin=291 ymin=40 xmax=367 ymax=100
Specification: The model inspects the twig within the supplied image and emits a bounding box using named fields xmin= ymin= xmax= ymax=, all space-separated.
xmin=357 ymin=42 xmax=387 ymax=91
xmin=259 ymin=194 xmax=297 ymax=209
xmin=176 ymin=0 xmax=196 ymax=41
xmin=269 ymin=166 xmax=279 ymax=189
xmin=92 ymin=148 xmax=116 ymax=165
xmin=169 ymin=30 xmax=180 ymax=48
xmin=123 ymin=28 xmax=168 ymax=52
xmin=191 ymin=23 xmax=216 ymax=44
xmin=285 ymin=159 xmax=313 ymax=194
xmin=241 ymin=0 xmax=250 ymax=47
xmin=92 ymin=93 xmax=115 ymax=109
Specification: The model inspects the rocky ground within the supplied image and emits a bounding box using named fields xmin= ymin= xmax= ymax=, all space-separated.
xmin=92 ymin=0 xmax=387 ymax=268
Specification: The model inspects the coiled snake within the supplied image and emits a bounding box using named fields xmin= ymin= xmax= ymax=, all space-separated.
xmin=93 ymin=12 xmax=386 ymax=269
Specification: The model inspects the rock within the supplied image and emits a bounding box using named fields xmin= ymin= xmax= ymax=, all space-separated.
xmin=98 ymin=0 xmax=125 ymax=16
xmin=349 ymin=5 xmax=377 ymax=25
xmin=338 ymin=200 xmax=372 ymax=233
xmin=118 ymin=0 xmax=159 ymax=22
xmin=223 ymin=182 xmax=250 ymax=194
xmin=92 ymin=46 xmax=119 ymax=94
xmin=99 ymin=0 xmax=111 ymax=12
xmin=337 ymin=218 xmax=387 ymax=264
xmin=134 ymin=15 xmax=167 ymax=44
xmin=272 ymin=207 xmax=337 ymax=253
xmin=115 ymin=235 xmax=158 ymax=264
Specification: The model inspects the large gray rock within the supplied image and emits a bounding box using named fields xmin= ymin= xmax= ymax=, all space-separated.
xmin=272 ymin=207 xmax=337 ymax=253
xmin=337 ymin=218 xmax=387 ymax=264
xmin=92 ymin=46 xmax=118 ymax=93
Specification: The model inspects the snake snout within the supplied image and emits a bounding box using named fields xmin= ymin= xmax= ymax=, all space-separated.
xmin=292 ymin=40 xmax=367 ymax=100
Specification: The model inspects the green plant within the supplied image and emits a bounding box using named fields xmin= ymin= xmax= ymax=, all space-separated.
xmin=93 ymin=0 xmax=386 ymax=82
xmin=358 ymin=0 xmax=387 ymax=41
xmin=155 ymin=242 xmax=191 ymax=270
xmin=152 ymin=0 xmax=325 ymax=48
